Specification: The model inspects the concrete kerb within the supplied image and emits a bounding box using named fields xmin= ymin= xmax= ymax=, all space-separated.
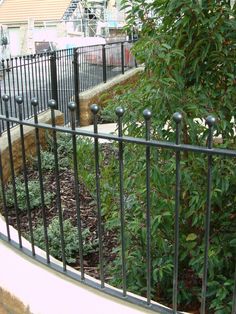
xmin=0 ymin=214 xmax=164 ymax=314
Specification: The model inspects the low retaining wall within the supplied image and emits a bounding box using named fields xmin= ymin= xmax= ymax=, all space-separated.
xmin=0 ymin=109 xmax=64 ymax=184
xmin=79 ymin=67 xmax=143 ymax=126
xmin=0 ymin=217 xmax=157 ymax=314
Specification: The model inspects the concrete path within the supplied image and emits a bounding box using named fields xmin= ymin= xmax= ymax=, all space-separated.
xmin=76 ymin=123 xmax=117 ymax=143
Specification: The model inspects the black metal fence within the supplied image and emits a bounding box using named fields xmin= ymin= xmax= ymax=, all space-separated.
xmin=0 ymin=96 xmax=235 ymax=314
xmin=0 ymin=40 xmax=136 ymax=131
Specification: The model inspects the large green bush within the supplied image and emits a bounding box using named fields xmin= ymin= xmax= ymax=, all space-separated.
xmin=99 ymin=1 xmax=236 ymax=312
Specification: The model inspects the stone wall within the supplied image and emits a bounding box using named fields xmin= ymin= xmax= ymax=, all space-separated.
xmin=79 ymin=67 xmax=143 ymax=126
xmin=0 ymin=109 xmax=64 ymax=184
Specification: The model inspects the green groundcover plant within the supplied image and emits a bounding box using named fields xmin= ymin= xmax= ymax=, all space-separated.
xmin=33 ymin=217 xmax=98 ymax=264
xmin=5 ymin=179 xmax=53 ymax=212
xmin=34 ymin=217 xmax=80 ymax=264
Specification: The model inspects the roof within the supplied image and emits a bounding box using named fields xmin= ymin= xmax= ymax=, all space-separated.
xmin=0 ymin=0 xmax=72 ymax=25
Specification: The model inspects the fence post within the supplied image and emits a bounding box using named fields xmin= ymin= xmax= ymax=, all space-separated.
xmin=73 ymin=48 xmax=80 ymax=126
xmin=121 ymin=42 xmax=125 ymax=74
xmin=102 ymin=44 xmax=107 ymax=83
xmin=50 ymin=51 xmax=58 ymax=107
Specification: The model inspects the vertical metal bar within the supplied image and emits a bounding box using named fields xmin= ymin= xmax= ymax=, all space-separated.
xmin=11 ymin=58 xmax=17 ymax=118
xmin=64 ymin=50 xmax=69 ymax=119
xmin=30 ymin=55 xmax=36 ymax=98
xmin=200 ymin=115 xmax=216 ymax=314
xmin=6 ymin=59 xmax=13 ymax=119
xmin=16 ymin=96 xmax=35 ymax=255
xmin=2 ymin=59 xmax=7 ymax=94
xmin=40 ymin=54 xmax=46 ymax=111
xmin=34 ymin=55 xmax=40 ymax=111
xmin=73 ymin=48 xmax=80 ymax=126
xmin=48 ymin=99 xmax=66 ymax=271
xmin=2 ymin=94 xmax=22 ymax=247
xmin=56 ymin=51 xmax=61 ymax=112
xmin=50 ymin=52 xmax=58 ymax=106
xmin=61 ymin=50 xmax=65 ymax=113
xmin=18 ymin=57 xmax=25 ymax=119
xmin=30 ymin=56 xmax=36 ymax=116
xmin=65 ymin=50 xmax=70 ymax=122
xmin=121 ymin=42 xmax=125 ymax=75
xmin=90 ymin=104 xmax=105 ymax=288
xmin=31 ymin=98 xmax=50 ymax=263
xmin=115 ymin=107 xmax=126 ymax=297
xmin=23 ymin=56 xmax=30 ymax=119
xmin=44 ymin=53 xmax=50 ymax=103
xmin=66 ymin=49 xmax=71 ymax=123
xmin=102 ymin=45 xmax=107 ymax=83
xmin=0 ymin=120 xmax=10 ymax=240
xmin=27 ymin=56 xmax=32 ymax=102
xmin=15 ymin=57 xmax=20 ymax=96
xmin=232 ymin=263 xmax=236 ymax=314
xmin=172 ymin=112 xmax=182 ymax=312
xmin=68 ymin=101 xmax=84 ymax=280
xmin=37 ymin=55 xmax=43 ymax=111
xmin=80 ymin=48 xmax=84 ymax=92
xmin=143 ymin=109 xmax=152 ymax=305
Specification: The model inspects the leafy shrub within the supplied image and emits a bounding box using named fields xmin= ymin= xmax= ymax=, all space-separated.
xmin=34 ymin=217 xmax=79 ymax=264
xmin=82 ymin=227 xmax=99 ymax=255
xmin=33 ymin=133 xmax=72 ymax=172
xmin=76 ymin=138 xmax=120 ymax=220
xmin=5 ymin=179 xmax=53 ymax=211
xmin=33 ymin=217 xmax=98 ymax=264
xmin=39 ymin=150 xmax=71 ymax=172
xmin=98 ymin=1 xmax=236 ymax=311
xmin=76 ymin=138 xmax=95 ymax=191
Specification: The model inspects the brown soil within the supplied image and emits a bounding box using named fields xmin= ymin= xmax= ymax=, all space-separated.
xmin=6 ymin=168 xmax=118 ymax=280
xmin=2 ymin=163 xmax=202 ymax=313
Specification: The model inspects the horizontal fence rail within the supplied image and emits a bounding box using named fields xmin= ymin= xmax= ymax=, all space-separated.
xmin=0 ymin=41 xmax=136 ymax=132
xmin=0 ymin=96 xmax=235 ymax=314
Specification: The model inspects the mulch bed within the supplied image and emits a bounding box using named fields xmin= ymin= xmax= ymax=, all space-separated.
xmin=5 ymin=168 xmax=118 ymax=279
xmin=2 ymin=160 xmax=202 ymax=313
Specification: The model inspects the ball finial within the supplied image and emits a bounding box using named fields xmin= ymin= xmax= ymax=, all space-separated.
xmin=206 ymin=115 xmax=216 ymax=127
xmin=173 ymin=112 xmax=182 ymax=124
xmin=68 ymin=102 xmax=76 ymax=111
xmin=48 ymin=99 xmax=57 ymax=109
xmin=15 ymin=96 xmax=23 ymax=104
xmin=90 ymin=104 xmax=100 ymax=114
xmin=2 ymin=94 xmax=9 ymax=102
xmin=115 ymin=107 xmax=125 ymax=117
xmin=31 ymin=98 xmax=38 ymax=107
xmin=143 ymin=109 xmax=152 ymax=120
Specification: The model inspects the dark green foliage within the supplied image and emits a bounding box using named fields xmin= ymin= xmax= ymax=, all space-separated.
xmin=5 ymin=179 xmax=53 ymax=211
xmin=95 ymin=0 xmax=236 ymax=311
xmin=76 ymin=138 xmax=120 ymax=219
